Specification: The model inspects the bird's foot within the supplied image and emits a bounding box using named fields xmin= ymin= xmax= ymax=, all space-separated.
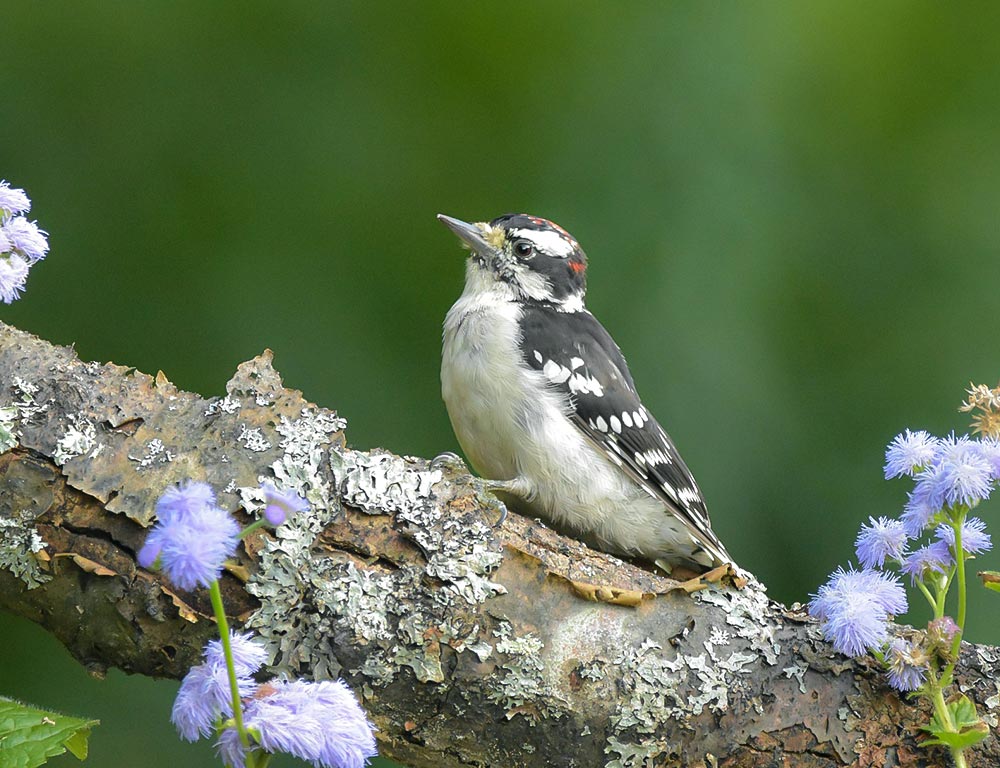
xmin=430 ymin=454 xmax=510 ymax=527
xmin=665 ymin=562 xmax=745 ymax=593
xmin=430 ymin=451 xmax=468 ymax=473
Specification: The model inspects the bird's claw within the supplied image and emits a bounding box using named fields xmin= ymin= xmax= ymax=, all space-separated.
xmin=430 ymin=451 xmax=468 ymax=472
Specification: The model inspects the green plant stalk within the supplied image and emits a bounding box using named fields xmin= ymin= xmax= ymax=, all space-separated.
xmin=915 ymin=578 xmax=938 ymax=614
xmin=209 ymin=580 xmax=252 ymax=751
xmin=239 ymin=518 xmax=270 ymax=539
xmin=934 ymin=512 xmax=972 ymax=768
xmin=951 ymin=519 xmax=967 ymax=660
xmin=927 ymin=674 xmax=969 ymax=768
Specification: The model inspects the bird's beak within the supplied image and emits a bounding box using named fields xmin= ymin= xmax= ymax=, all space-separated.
xmin=437 ymin=214 xmax=492 ymax=256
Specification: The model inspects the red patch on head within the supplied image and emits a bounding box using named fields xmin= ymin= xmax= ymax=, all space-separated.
xmin=569 ymin=259 xmax=586 ymax=274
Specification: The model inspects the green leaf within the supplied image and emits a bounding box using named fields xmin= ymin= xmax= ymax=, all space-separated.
xmin=978 ymin=570 xmax=1000 ymax=593
xmin=0 ymin=697 xmax=99 ymax=766
xmin=921 ymin=696 xmax=989 ymax=750
xmin=951 ymin=694 xmax=981 ymax=729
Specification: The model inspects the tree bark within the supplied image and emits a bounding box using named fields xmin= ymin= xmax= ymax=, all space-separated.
xmin=0 ymin=320 xmax=997 ymax=768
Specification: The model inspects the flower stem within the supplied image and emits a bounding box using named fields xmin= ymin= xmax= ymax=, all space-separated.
xmin=929 ymin=683 xmax=970 ymax=768
xmin=239 ymin=518 xmax=270 ymax=539
xmin=915 ymin=578 xmax=938 ymax=613
xmin=951 ymin=519 xmax=967 ymax=660
xmin=209 ymin=580 xmax=251 ymax=749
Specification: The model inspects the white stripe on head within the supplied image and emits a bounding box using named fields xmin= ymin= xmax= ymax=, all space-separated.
xmin=510 ymin=228 xmax=576 ymax=258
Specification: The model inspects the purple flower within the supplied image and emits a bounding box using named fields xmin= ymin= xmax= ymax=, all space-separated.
xmin=935 ymin=434 xmax=993 ymax=507
xmin=978 ymin=437 xmax=1000 ymax=480
xmin=936 ymin=517 xmax=993 ymax=555
xmin=218 ymin=679 xmax=377 ymax=768
xmin=204 ymin=632 xmax=267 ymax=678
xmin=260 ymin=481 xmax=309 ymax=526
xmin=137 ymin=526 xmax=166 ymax=568
xmin=855 ymin=516 xmax=909 ymax=568
xmin=172 ymin=639 xmax=259 ymax=742
xmin=3 ymin=217 xmax=49 ymax=262
xmin=901 ymin=541 xmax=954 ymax=584
xmin=0 ymin=181 xmax=31 ymax=217
xmin=173 ymin=663 xmax=247 ymax=741
xmin=927 ymin=616 xmax=960 ymax=649
xmin=884 ymin=430 xmax=939 ymax=479
xmin=157 ymin=505 xmax=240 ymax=590
xmin=139 ymin=481 xmax=239 ymax=588
xmin=900 ymin=474 xmax=945 ymax=537
xmin=822 ymin=597 xmax=890 ymax=657
xmin=156 ymin=480 xmax=217 ymax=524
xmin=216 ymin=728 xmax=248 ymax=768
xmin=884 ymin=638 xmax=928 ymax=692
xmin=0 ymin=254 xmax=30 ymax=304
xmin=811 ymin=567 xmax=908 ymax=619
xmin=810 ymin=567 xmax=906 ymax=657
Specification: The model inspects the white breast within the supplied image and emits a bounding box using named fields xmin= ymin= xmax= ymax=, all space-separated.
xmin=441 ymin=277 xmax=544 ymax=482
xmin=441 ymin=264 xmax=706 ymax=565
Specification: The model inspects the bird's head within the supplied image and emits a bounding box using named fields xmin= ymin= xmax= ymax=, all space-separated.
xmin=438 ymin=213 xmax=588 ymax=311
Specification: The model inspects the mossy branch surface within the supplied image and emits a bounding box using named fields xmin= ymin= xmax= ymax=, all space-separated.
xmin=1 ymin=321 xmax=998 ymax=768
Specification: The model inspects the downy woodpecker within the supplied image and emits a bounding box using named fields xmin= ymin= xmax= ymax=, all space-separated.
xmin=439 ymin=213 xmax=732 ymax=572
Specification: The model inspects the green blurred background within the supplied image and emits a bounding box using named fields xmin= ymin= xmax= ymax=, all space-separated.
xmin=4 ymin=2 xmax=1000 ymax=765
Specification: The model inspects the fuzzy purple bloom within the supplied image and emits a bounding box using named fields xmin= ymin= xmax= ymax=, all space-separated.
xmin=156 ymin=480 xmax=217 ymax=524
xmin=203 ymin=632 xmax=267 ymax=678
xmin=3 ymin=217 xmax=49 ymax=262
xmin=810 ymin=567 xmax=906 ymax=656
xmin=884 ymin=429 xmax=939 ymax=479
xmin=811 ymin=566 xmax=908 ymax=620
xmin=172 ymin=663 xmax=242 ymax=741
xmin=855 ymin=516 xmax=909 ymax=569
xmin=900 ymin=475 xmax=944 ymax=537
xmin=977 ymin=437 xmax=1000 ymax=480
xmin=934 ymin=434 xmax=994 ymax=507
xmin=137 ymin=526 xmax=165 ymax=568
xmin=884 ymin=637 xmax=928 ymax=692
xmin=170 ymin=634 xmax=263 ymax=741
xmin=901 ymin=541 xmax=954 ymax=584
xmin=822 ymin=597 xmax=891 ymax=657
xmin=216 ymin=728 xmax=248 ymax=768
xmin=217 ymin=679 xmax=377 ymax=768
xmin=260 ymin=481 xmax=309 ymax=526
xmin=157 ymin=505 xmax=240 ymax=590
xmin=0 ymin=182 xmax=31 ymax=217
xmin=0 ymin=254 xmax=30 ymax=304
xmin=936 ymin=517 xmax=993 ymax=555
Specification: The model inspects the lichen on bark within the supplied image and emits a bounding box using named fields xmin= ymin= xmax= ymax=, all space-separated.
xmin=0 ymin=320 xmax=998 ymax=768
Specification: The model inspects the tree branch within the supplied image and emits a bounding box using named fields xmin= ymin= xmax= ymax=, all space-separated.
xmin=0 ymin=320 xmax=997 ymax=768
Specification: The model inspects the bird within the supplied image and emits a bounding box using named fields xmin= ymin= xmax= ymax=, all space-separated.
xmin=438 ymin=213 xmax=733 ymax=573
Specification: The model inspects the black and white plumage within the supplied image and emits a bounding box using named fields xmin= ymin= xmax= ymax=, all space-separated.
xmin=439 ymin=213 xmax=732 ymax=571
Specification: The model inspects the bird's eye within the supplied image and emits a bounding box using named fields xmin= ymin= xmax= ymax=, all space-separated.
xmin=513 ymin=240 xmax=534 ymax=259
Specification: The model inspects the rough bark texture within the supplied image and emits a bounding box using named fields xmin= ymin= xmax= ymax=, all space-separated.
xmin=0 ymin=320 xmax=998 ymax=768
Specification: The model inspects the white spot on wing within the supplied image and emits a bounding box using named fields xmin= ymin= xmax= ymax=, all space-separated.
xmin=570 ymin=357 xmax=584 ymax=370
xmin=610 ymin=415 xmax=622 ymax=434
xmin=642 ymin=449 xmax=672 ymax=466
xmin=621 ymin=411 xmax=633 ymax=428
xmin=543 ymin=359 xmax=571 ymax=384
xmin=557 ymin=292 xmax=585 ymax=313
xmin=534 ymin=350 xmax=543 ymax=363
xmin=595 ymin=416 xmax=608 ymax=432
xmin=568 ymin=372 xmax=604 ymax=397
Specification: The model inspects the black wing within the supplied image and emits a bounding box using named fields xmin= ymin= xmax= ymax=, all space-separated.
xmin=518 ymin=303 xmax=730 ymax=564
